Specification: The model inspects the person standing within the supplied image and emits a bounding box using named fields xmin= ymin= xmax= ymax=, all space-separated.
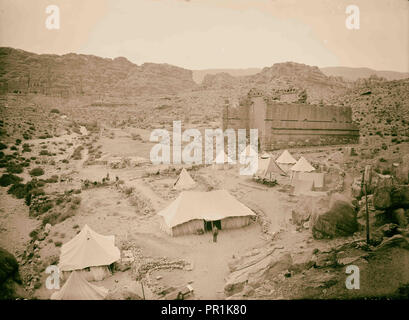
xmin=212 ymin=224 xmax=218 ymax=243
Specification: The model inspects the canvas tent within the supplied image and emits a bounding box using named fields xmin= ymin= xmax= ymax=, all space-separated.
xmin=173 ymin=168 xmax=196 ymax=190
xmin=297 ymin=172 xmax=325 ymax=189
xmin=58 ymin=225 xmax=120 ymax=281
xmin=158 ymin=190 xmax=256 ymax=236
xmin=256 ymin=157 xmax=286 ymax=180
xmin=51 ymin=271 xmax=108 ymax=300
xmin=276 ymin=150 xmax=297 ymax=172
xmin=290 ymin=156 xmax=315 ymax=183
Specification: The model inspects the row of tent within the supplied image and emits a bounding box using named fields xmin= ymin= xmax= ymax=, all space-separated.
xmin=173 ymin=149 xmax=321 ymax=189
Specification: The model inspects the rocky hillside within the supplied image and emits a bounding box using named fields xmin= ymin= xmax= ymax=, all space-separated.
xmin=0 ymin=47 xmax=197 ymax=96
xmin=321 ymin=67 xmax=409 ymax=82
xmin=200 ymin=62 xmax=349 ymax=103
xmin=329 ymin=78 xmax=409 ymax=140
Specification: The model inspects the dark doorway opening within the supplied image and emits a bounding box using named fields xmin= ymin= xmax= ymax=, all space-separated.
xmin=204 ymin=220 xmax=221 ymax=232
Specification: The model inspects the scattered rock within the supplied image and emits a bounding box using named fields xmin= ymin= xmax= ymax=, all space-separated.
xmin=375 ymin=234 xmax=409 ymax=251
xmin=311 ymin=193 xmax=358 ymax=239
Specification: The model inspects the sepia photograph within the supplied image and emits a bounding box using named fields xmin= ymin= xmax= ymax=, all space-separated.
xmin=0 ymin=0 xmax=408 ymax=310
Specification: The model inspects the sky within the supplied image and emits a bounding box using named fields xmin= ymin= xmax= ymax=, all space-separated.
xmin=0 ymin=0 xmax=408 ymax=72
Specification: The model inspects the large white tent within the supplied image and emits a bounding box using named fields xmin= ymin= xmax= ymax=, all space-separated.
xmin=58 ymin=225 xmax=120 ymax=281
xmin=51 ymin=271 xmax=108 ymax=300
xmin=157 ymin=190 xmax=256 ymax=236
xmin=173 ymin=168 xmax=196 ymax=190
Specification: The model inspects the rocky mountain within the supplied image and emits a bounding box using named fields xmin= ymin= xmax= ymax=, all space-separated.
xmin=321 ymin=67 xmax=409 ymax=82
xmin=200 ymin=62 xmax=349 ymax=103
xmin=0 ymin=47 xmax=197 ymax=96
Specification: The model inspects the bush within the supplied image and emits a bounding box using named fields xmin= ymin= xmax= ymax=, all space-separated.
xmin=39 ymin=150 xmax=51 ymax=156
xmin=7 ymin=183 xmax=27 ymax=199
xmin=6 ymin=163 xmax=23 ymax=174
xmin=50 ymin=108 xmax=60 ymax=114
xmin=29 ymin=167 xmax=44 ymax=177
xmin=0 ymin=174 xmax=23 ymax=187
xmin=0 ymin=143 xmax=7 ymax=150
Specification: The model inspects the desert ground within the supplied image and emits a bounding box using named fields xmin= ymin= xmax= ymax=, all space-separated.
xmin=1 ymin=77 xmax=409 ymax=300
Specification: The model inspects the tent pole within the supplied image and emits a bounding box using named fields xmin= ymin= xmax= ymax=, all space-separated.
xmin=141 ymin=279 xmax=145 ymax=300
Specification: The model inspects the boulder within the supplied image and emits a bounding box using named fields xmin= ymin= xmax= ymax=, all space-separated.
xmin=373 ymin=175 xmax=393 ymax=210
xmin=44 ymin=223 xmax=52 ymax=234
xmin=375 ymin=234 xmax=409 ymax=251
xmin=292 ymin=197 xmax=328 ymax=227
xmin=351 ymin=177 xmax=362 ymax=198
xmin=393 ymin=208 xmax=408 ymax=227
xmin=395 ymin=154 xmax=409 ymax=184
xmin=311 ymin=193 xmax=358 ymax=239
xmin=224 ymin=250 xmax=292 ymax=296
xmin=390 ymin=186 xmax=409 ymax=209
xmin=0 ymin=247 xmax=22 ymax=299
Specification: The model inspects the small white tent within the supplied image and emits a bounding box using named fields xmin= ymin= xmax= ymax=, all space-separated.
xmin=51 ymin=271 xmax=108 ymax=300
xmin=276 ymin=150 xmax=297 ymax=164
xmin=158 ymin=190 xmax=256 ymax=236
xmin=276 ymin=150 xmax=297 ymax=172
xmin=256 ymin=157 xmax=286 ymax=180
xmin=173 ymin=168 xmax=196 ymax=190
xmin=58 ymin=225 xmax=120 ymax=281
xmin=290 ymin=156 xmax=315 ymax=183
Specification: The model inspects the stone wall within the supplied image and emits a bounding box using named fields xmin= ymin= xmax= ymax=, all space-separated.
xmin=223 ymin=92 xmax=359 ymax=150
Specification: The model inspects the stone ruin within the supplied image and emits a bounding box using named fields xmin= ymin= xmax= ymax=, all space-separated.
xmin=223 ymin=89 xmax=359 ymax=150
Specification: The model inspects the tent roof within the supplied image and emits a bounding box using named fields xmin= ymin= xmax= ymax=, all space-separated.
xmin=158 ymin=190 xmax=256 ymax=228
xmin=173 ymin=168 xmax=196 ymax=190
xmin=276 ymin=150 xmax=297 ymax=164
xmin=291 ymin=156 xmax=315 ymax=172
xmin=59 ymin=225 xmax=120 ymax=271
xmin=51 ymin=271 xmax=108 ymax=300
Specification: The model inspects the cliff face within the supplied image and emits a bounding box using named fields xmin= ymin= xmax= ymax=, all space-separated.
xmin=0 ymin=47 xmax=197 ymax=96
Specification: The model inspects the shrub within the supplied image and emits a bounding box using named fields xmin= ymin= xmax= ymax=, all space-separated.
xmin=0 ymin=174 xmax=23 ymax=187
xmin=7 ymin=183 xmax=27 ymax=199
xmin=29 ymin=229 xmax=39 ymax=240
xmin=0 ymin=142 xmax=7 ymax=150
xmin=39 ymin=150 xmax=51 ymax=156
xmin=50 ymin=108 xmax=60 ymax=114
xmin=6 ymin=163 xmax=23 ymax=174
xmin=29 ymin=167 xmax=44 ymax=177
